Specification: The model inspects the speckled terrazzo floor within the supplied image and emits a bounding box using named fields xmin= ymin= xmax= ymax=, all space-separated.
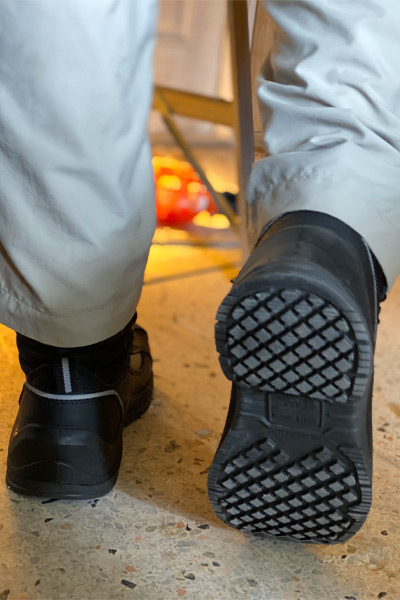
xmin=0 ymin=223 xmax=400 ymax=600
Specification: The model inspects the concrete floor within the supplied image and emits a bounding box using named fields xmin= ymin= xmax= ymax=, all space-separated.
xmin=0 ymin=219 xmax=399 ymax=600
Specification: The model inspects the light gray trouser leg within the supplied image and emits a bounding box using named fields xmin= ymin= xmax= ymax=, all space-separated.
xmin=0 ymin=0 xmax=158 ymax=346
xmin=248 ymin=0 xmax=400 ymax=289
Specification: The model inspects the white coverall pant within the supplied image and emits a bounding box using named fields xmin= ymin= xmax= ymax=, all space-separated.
xmin=0 ymin=0 xmax=399 ymax=347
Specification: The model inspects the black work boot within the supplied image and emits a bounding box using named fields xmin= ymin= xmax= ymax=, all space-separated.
xmin=6 ymin=317 xmax=153 ymax=499
xmin=208 ymin=211 xmax=387 ymax=544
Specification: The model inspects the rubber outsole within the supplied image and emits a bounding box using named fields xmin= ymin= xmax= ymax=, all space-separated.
xmin=6 ymin=469 xmax=119 ymax=500
xmin=208 ymin=278 xmax=373 ymax=544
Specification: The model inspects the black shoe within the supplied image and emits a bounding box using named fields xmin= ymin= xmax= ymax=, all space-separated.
xmin=208 ymin=211 xmax=386 ymax=544
xmin=6 ymin=321 xmax=153 ymax=499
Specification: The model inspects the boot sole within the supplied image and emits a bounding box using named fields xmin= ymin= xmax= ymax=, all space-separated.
xmin=6 ymin=468 xmax=119 ymax=500
xmin=209 ymin=271 xmax=373 ymax=544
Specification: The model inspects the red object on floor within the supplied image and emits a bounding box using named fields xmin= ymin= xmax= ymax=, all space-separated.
xmin=153 ymin=156 xmax=218 ymax=225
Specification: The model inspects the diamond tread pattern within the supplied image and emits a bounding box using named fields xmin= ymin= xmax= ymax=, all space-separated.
xmin=216 ymin=289 xmax=357 ymax=403
xmin=211 ymin=284 xmax=371 ymax=543
xmin=216 ymin=438 xmax=361 ymax=542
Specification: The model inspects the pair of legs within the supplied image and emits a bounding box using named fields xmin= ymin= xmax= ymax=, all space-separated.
xmin=2 ymin=0 xmax=400 ymax=544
